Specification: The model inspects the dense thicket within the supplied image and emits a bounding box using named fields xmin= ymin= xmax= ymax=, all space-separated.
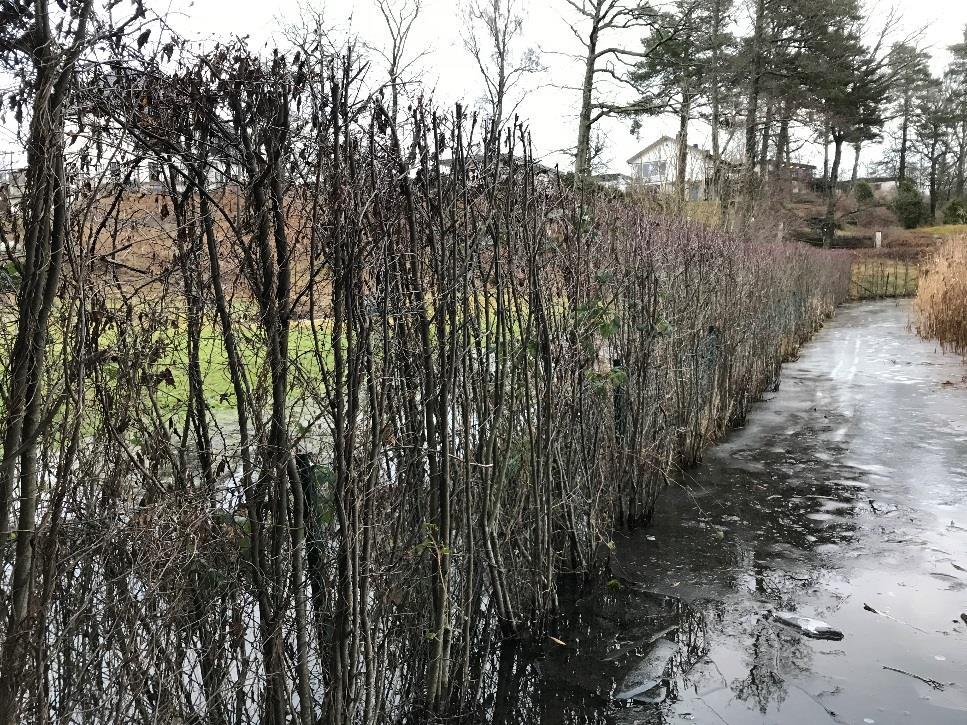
xmin=0 ymin=3 xmax=853 ymax=723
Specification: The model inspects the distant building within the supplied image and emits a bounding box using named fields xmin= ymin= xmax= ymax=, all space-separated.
xmin=768 ymin=159 xmax=816 ymax=193
xmin=0 ymin=167 xmax=27 ymax=212
xmin=593 ymin=172 xmax=632 ymax=192
xmin=768 ymin=160 xmax=816 ymax=181
xmin=859 ymin=176 xmax=898 ymax=199
xmin=626 ymin=136 xmax=714 ymax=201
xmin=836 ymin=176 xmax=899 ymax=200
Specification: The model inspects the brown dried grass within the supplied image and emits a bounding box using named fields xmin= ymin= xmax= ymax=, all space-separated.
xmin=915 ymin=236 xmax=967 ymax=354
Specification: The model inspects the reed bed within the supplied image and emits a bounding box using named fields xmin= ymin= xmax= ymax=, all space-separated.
xmin=915 ymin=237 xmax=967 ymax=354
xmin=0 ymin=52 xmax=851 ymax=725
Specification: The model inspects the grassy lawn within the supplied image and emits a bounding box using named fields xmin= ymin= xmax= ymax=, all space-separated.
xmin=849 ymin=259 xmax=919 ymax=300
xmin=0 ymin=314 xmax=334 ymax=415
xmin=918 ymin=224 xmax=967 ymax=237
xmin=156 ymin=320 xmax=330 ymax=411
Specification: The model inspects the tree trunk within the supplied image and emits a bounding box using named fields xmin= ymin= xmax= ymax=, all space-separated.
xmin=898 ymin=107 xmax=909 ymax=181
xmin=710 ymin=0 xmax=722 ymax=202
xmin=744 ymin=0 xmax=766 ymax=170
xmin=574 ymin=3 xmax=601 ymax=190
xmin=956 ymin=120 xmax=966 ymax=197
xmin=823 ymin=134 xmax=843 ymax=248
xmin=822 ymin=118 xmax=830 ymax=186
xmin=676 ymin=93 xmax=690 ymax=205
xmin=850 ymin=140 xmax=862 ymax=188
xmin=758 ymin=97 xmax=773 ymax=182
xmin=775 ymin=110 xmax=790 ymax=198
xmin=740 ymin=0 xmax=767 ymax=224
xmin=745 ymin=0 xmax=766 ymax=180
xmin=0 ymin=5 xmax=76 ymax=718
xmin=492 ymin=58 xmax=507 ymax=139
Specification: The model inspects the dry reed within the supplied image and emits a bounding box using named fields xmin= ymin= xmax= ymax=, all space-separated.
xmin=915 ymin=236 xmax=967 ymax=354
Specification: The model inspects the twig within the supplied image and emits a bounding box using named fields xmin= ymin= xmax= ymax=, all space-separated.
xmin=863 ymin=603 xmax=929 ymax=633
xmin=788 ymin=684 xmax=849 ymax=724
xmin=882 ymin=665 xmax=945 ymax=691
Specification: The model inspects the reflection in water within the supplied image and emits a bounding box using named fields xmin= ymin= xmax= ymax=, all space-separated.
xmin=463 ymin=435 xmax=861 ymax=725
xmin=467 ymin=303 xmax=967 ymax=724
xmin=479 ymin=583 xmax=710 ymax=724
xmin=730 ymin=618 xmax=811 ymax=716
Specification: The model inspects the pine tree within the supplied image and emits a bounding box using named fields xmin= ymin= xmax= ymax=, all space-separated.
xmin=946 ymin=26 xmax=967 ymax=198
xmin=887 ymin=42 xmax=932 ymax=182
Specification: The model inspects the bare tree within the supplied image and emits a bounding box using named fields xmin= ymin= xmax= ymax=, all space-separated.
xmin=0 ymin=2 xmax=149 ymax=721
xmin=371 ymin=0 xmax=426 ymax=123
xmin=462 ymin=0 xmax=543 ymax=141
xmin=561 ymin=0 xmax=667 ymax=187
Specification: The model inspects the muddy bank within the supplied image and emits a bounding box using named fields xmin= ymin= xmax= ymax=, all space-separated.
xmin=506 ymin=300 xmax=967 ymax=724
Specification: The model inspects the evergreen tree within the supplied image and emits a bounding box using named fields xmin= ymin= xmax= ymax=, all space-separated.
xmin=798 ymin=2 xmax=890 ymax=245
xmin=627 ymin=1 xmax=718 ymax=203
xmin=913 ymin=77 xmax=952 ymax=220
xmin=887 ymin=42 xmax=932 ymax=182
xmin=946 ymin=26 xmax=967 ymax=198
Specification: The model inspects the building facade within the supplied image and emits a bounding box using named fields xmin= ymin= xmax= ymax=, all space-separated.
xmin=626 ymin=136 xmax=714 ymax=200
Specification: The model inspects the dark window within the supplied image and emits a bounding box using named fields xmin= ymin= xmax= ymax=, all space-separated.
xmin=638 ymin=160 xmax=668 ymax=180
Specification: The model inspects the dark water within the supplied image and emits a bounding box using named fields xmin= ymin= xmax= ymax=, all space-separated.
xmin=504 ymin=300 xmax=967 ymax=725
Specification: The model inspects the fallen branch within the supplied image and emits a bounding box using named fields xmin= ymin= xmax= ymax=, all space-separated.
xmin=863 ymin=602 xmax=929 ymax=634
xmin=882 ymin=665 xmax=945 ymax=691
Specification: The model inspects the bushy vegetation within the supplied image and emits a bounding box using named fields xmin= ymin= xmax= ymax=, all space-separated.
xmin=0 ymin=30 xmax=853 ymax=725
xmin=854 ymin=180 xmax=874 ymax=204
xmin=942 ymin=199 xmax=967 ymax=225
xmin=894 ymin=179 xmax=929 ymax=228
xmin=916 ymin=238 xmax=967 ymax=354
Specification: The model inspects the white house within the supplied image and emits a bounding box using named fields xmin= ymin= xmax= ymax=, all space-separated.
xmin=860 ymin=176 xmax=898 ymax=199
xmin=0 ymin=167 xmax=27 ymax=211
xmin=593 ymin=172 xmax=632 ymax=192
xmin=626 ymin=136 xmax=714 ymax=200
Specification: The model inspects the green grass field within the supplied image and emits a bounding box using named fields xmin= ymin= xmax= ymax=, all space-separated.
xmin=849 ymin=259 xmax=919 ymax=300
xmin=918 ymin=224 xmax=967 ymax=237
xmin=155 ymin=320 xmax=331 ymax=411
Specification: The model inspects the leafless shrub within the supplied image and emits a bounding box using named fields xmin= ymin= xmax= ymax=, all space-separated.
xmin=0 ymin=12 xmax=851 ymax=724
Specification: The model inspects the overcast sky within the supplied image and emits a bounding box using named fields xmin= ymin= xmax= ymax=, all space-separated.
xmin=157 ymin=0 xmax=967 ymax=175
xmin=3 ymin=0 xmax=967 ymax=176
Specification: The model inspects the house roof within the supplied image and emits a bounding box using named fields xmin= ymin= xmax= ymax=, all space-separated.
xmin=836 ymin=176 xmax=899 ymax=191
xmin=438 ymin=154 xmax=554 ymax=175
xmin=768 ymin=159 xmax=816 ymax=170
xmin=594 ymin=173 xmax=631 ymax=182
xmin=627 ymin=136 xmax=713 ymax=164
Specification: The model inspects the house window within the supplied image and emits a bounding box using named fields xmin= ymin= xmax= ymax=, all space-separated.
xmin=637 ymin=160 xmax=667 ymax=180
